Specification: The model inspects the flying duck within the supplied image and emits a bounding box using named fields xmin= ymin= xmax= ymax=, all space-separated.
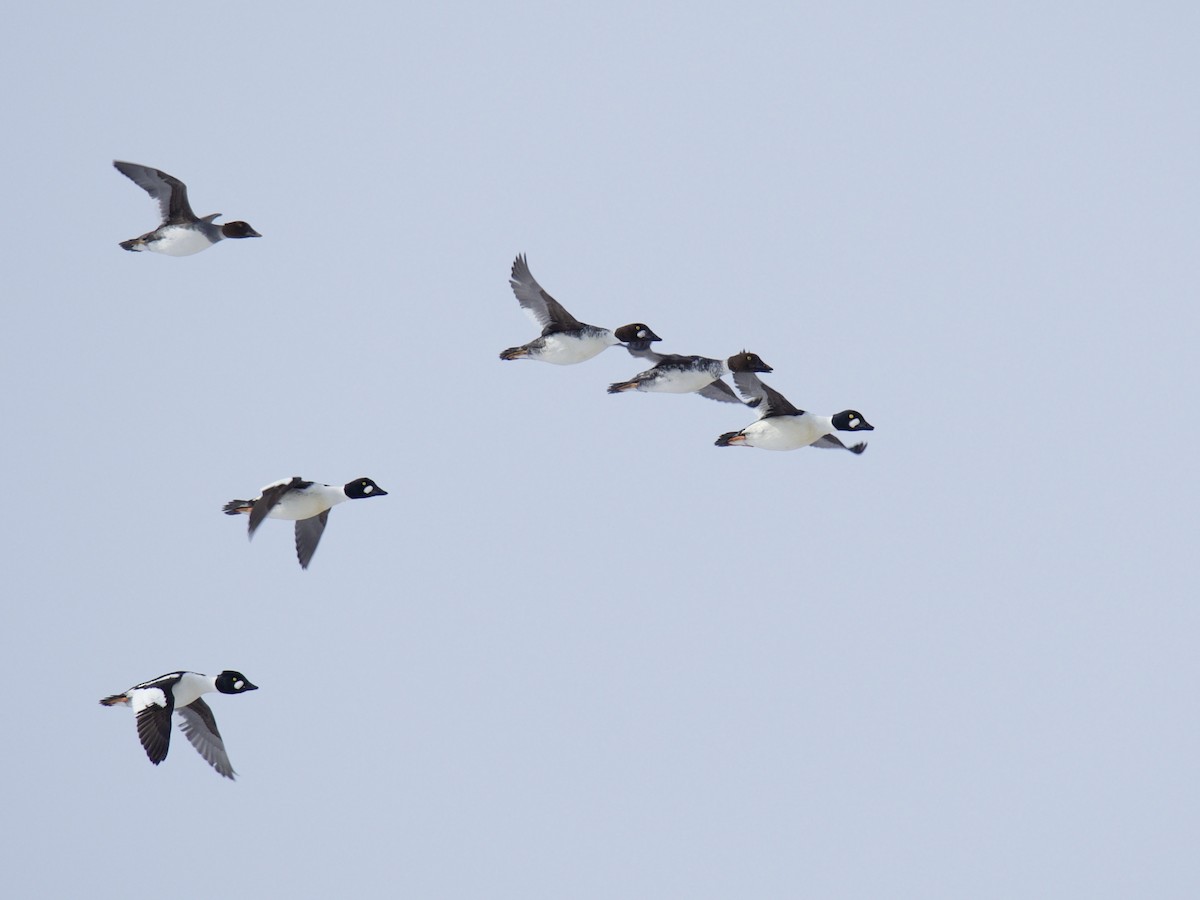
xmin=608 ymin=348 xmax=772 ymax=402
xmin=716 ymin=372 xmax=874 ymax=453
xmin=223 ymin=476 xmax=388 ymax=569
xmin=500 ymin=254 xmax=661 ymax=364
xmin=100 ymin=670 xmax=257 ymax=779
xmin=113 ymin=160 xmax=261 ymax=255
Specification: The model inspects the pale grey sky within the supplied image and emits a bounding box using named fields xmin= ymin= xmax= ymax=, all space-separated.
xmin=1 ymin=2 xmax=1197 ymax=898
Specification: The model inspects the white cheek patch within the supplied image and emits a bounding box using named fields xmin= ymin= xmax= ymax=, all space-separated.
xmin=234 ymin=680 xmax=244 ymax=690
xmin=363 ymin=485 xmax=373 ymax=494
xmin=637 ymin=329 xmax=647 ymax=339
xmin=849 ymin=418 xmax=860 ymax=428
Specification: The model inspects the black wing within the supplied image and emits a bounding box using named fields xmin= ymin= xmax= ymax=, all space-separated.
xmin=509 ymin=254 xmax=584 ymax=334
xmin=697 ymin=379 xmax=743 ymax=404
xmin=113 ymin=161 xmax=197 ymax=225
xmin=294 ymin=510 xmax=330 ymax=569
xmin=812 ymin=434 xmax=867 ymax=454
xmin=732 ymin=372 xmax=803 ymax=418
xmin=248 ymin=477 xmax=305 ymax=537
xmin=136 ymin=703 xmax=173 ymax=766
xmin=177 ymin=699 xmax=236 ymax=779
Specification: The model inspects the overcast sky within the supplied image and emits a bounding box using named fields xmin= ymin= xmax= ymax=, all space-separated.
xmin=1 ymin=2 xmax=1197 ymax=898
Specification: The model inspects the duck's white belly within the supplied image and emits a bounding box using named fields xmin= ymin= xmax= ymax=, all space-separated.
xmin=742 ymin=415 xmax=825 ymax=451
xmin=645 ymin=369 xmax=718 ymax=393
xmin=538 ymin=333 xmax=614 ymax=365
xmin=149 ymin=226 xmax=215 ymax=257
xmin=266 ymin=491 xmax=338 ymax=521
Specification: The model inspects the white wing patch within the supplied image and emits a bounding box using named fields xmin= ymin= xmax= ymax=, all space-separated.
xmin=259 ymin=476 xmax=298 ymax=494
xmin=129 ymin=687 xmax=168 ymax=714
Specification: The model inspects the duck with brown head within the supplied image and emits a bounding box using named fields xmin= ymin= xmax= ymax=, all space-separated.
xmin=499 ymin=253 xmax=662 ymax=364
xmin=113 ymin=160 xmax=261 ymax=256
xmin=608 ymin=348 xmax=773 ymax=403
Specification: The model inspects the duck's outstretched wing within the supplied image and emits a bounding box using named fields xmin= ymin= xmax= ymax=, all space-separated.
xmin=732 ymin=372 xmax=803 ymax=418
xmin=623 ymin=342 xmax=663 ymax=363
xmin=113 ymin=161 xmax=197 ymax=225
xmin=509 ymin=254 xmax=584 ymax=334
xmin=247 ymin=476 xmax=307 ymax=537
xmin=697 ymin=379 xmax=743 ymax=403
xmin=177 ymin=699 xmax=236 ymax=779
xmin=131 ymin=687 xmax=174 ymax=766
xmin=812 ymin=434 xmax=868 ymax=454
xmin=294 ymin=510 xmax=330 ymax=569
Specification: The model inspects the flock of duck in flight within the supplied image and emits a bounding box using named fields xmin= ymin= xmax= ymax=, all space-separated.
xmin=100 ymin=161 xmax=876 ymax=779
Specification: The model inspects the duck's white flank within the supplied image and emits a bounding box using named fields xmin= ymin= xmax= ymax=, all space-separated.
xmin=259 ymin=483 xmax=347 ymax=521
xmin=144 ymin=226 xmax=215 ymax=257
xmin=644 ymin=368 xmax=723 ymax=393
xmin=535 ymin=332 xmax=618 ymax=365
xmin=738 ymin=414 xmax=834 ymax=451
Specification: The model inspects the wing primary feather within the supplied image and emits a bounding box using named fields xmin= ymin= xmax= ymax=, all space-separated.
xmin=177 ymin=699 xmax=236 ymax=779
xmin=294 ymin=510 xmax=330 ymax=569
xmin=697 ymin=380 xmax=744 ymax=403
xmin=135 ymin=704 xmax=172 ymax=765
xmin=248 ymin=476 xmax=304 ymax=537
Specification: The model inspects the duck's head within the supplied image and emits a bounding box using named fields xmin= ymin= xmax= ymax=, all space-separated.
xmin=216 ymin=671 xmax=259 ymax=694
xmin=221 ymin=221 xmax=262 ymax=239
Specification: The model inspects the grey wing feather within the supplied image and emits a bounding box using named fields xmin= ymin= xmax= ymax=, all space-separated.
xmin=697 ymin=379 xmax=744 ymax=403
xmin=509 ymin=254 xmax=584 ymax=333
xmin=177 ymin=699 xmax=236 ymax=779
xmin=732 ymin=371 xmax=766 ymax=408
xmin=733 ymin=372 xmax=802 ymax=418
xmin=248 ymin=477 xmax=304 ymax=537
xmin=812 ymin=434 xmax=867 ymax=454
xmin=113 ymin=161 xmax=196 ymax=224
xmin=294 ymin=510 xmax=330 ymax=569
xmin=624 ymin=343 xmax=663 ymax=363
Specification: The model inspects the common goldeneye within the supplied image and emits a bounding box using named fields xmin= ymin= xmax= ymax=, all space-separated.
xmin=223 ymin=476 xmax=388 ymax=569
xmin=100 ymin=670 xmax=257 ymax=779
xmin=607 ymin=348 xmax=772 ymax=402
xmin=500 ymin=254 xmax=661 ymax=364
xmin=113 ymin=160 xmax=261 ymax=256
xmin=716 ymin=372 xmax=874 ymax=453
